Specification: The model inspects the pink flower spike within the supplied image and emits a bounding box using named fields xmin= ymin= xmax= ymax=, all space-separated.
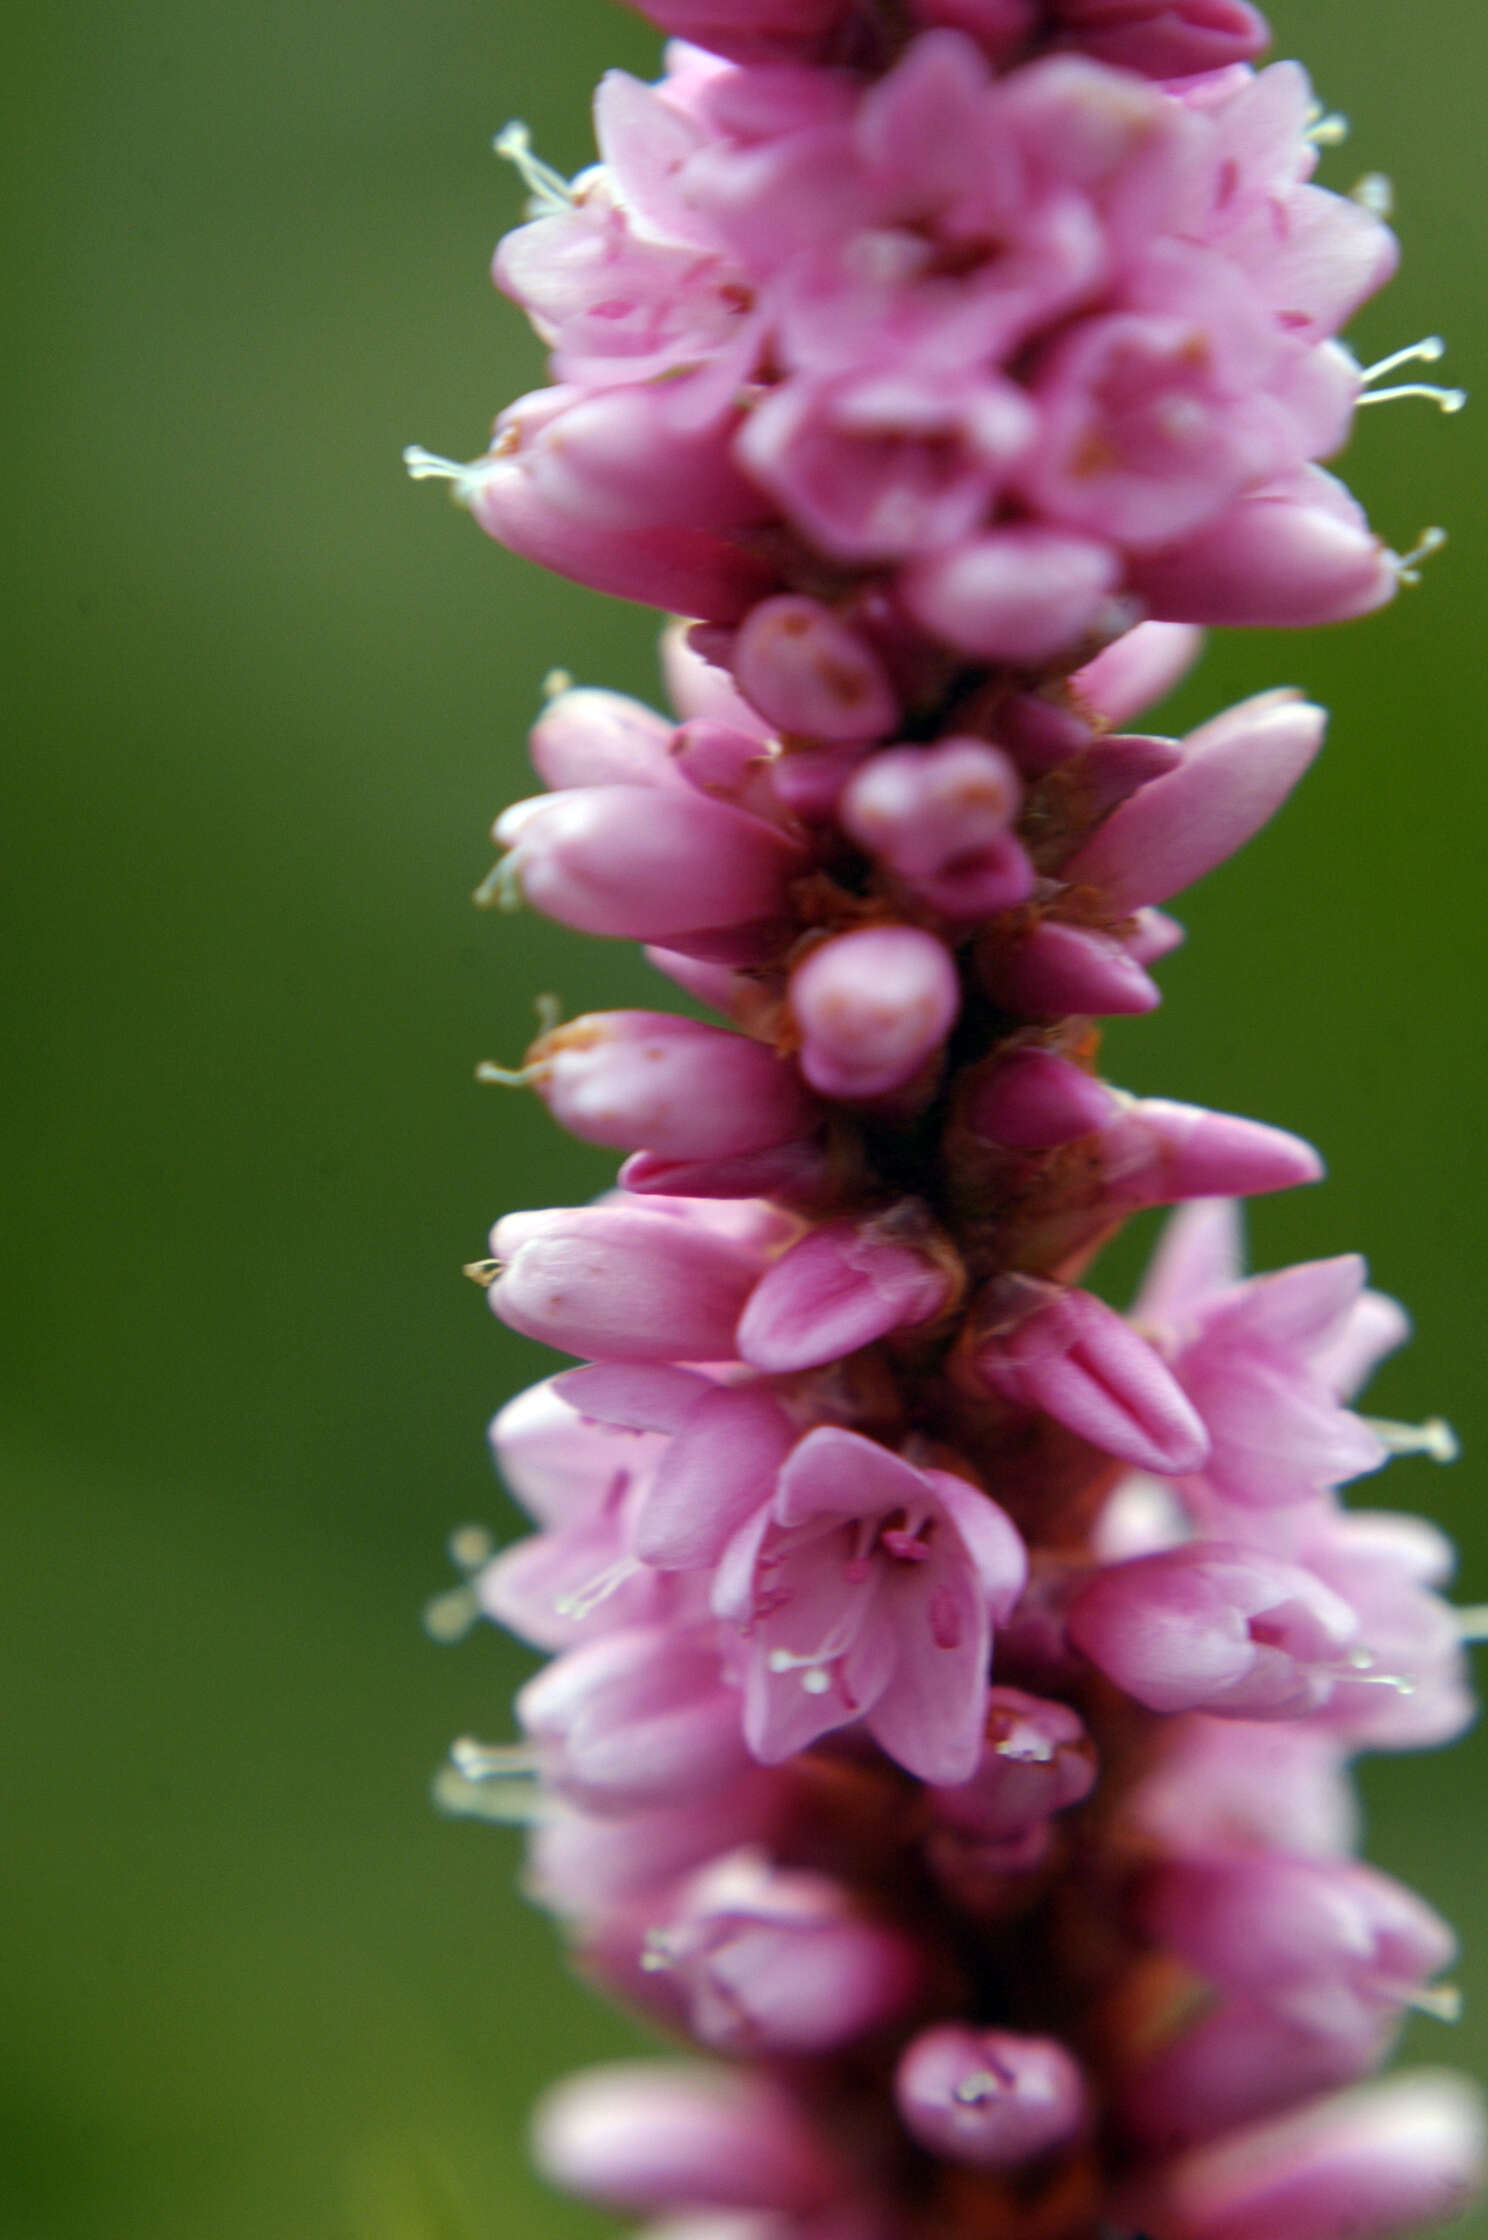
xmin=901 ymin=526 xmax=1121 ymax=663
xmin=736 ymin=1205 xmax=957 ymax=1372
xmin=531 ymin=2060 xmax=838 ymax=2215
xmin=1133 ymin=2071 xmax=1487 ymax=2240
xmin=977 ymin=918 xmax=1162 ymax=1018
xmin=715 ymin=1428 xmax=1026 ymax=1783
xmin=790 ymin=926 xmax=961 ymax=1100
xmin=972 ymin=1277 xmax=1209 ymax=1474
xmin=524 ymin=1010 xmax=816 ymax=1158
xmin=965 ymin=1049 xmax=1120 ymax=1150
xmin=631 ymin=1849 xmax=922 ymax=2054
xmin=487 ymin=1203 xmax=763 ymax=1362
xmin=732 ymin=596 xmax=899 ymax=742
xmin=895 ymin=2025 xmax=1088 ymax=2169
xmin=507 ymin=785 xmax=803 ymax=948
xmin=1068 ymin=1542 xmax=1361 ymax=1718
xmin=1062 ymin=689 xmax=1326 ymax=912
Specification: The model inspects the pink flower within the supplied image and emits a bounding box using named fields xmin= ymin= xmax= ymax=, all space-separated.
xmin=713 ymin=1426 xmax=1026 ymax=1782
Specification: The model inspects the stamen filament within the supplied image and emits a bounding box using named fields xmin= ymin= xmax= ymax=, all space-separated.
xmin=1364 ymin=1415 xmax=1460 ymax=1462
xmin=493 ymin=121 xmax=576 ymax=216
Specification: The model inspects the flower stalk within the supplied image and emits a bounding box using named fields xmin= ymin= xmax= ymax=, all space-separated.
xmin=412 ymin=5 xmax=1482 ymax=2235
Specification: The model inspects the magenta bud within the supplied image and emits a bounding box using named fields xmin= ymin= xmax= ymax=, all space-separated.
xmin=973 ymin=1277 xmax=1209 ymax=1474
xmin=617 ymin=0 xmax=845 ymax=64
xmin=509 ymin=785 xmax=803 ymax=946
xmin=532 ymin=2059 xmax=837 ymax=2214
xmin=737 ymin=1206 xmax=956 ymax=1372
xmin=841 ymin=739 xmax=1033 ymax=916
xmin=1135 ymin=2072 xmax=1486 ymax=2240
xmin=1071 ymin=621 xmax=1205 ymax=728
xmin=732 ymin=596 xmax=899 ymax=741
xmin=901 ymin=526 xmax=1121 ymax=663
xmin=977 ymin=919 xmax=1161 ymax=1018
xmin=769 ymin=739 xmax=875 ymax=820
xmin=529 ymin=686 xmax=680 ymax=793
xmin=1127 ymin=469 xmax=1397 ymax=631
xmin=1101 ymin=1097 xmax=1325 ymax=1209
xmin=488 ymin=1204 xmax=763 ymax=1362
xmin=635 ymin=1850 xmax=922 ymax=2055
xmin=464 ymin=398 xmax=775 ymax=623
xmin=1123 ymin=1997 xmax=1391 ymax=2156
xmin=620 ymin=1136 xmax=836 ymax=1208
xmin=1064 ymin=732 xmax=1186 ymax=839
xmin=965 ymin=1050 xmax=1119 ymax=1149
xmin=895 ymin=2024 xmax=1088 ymax=2168
xmin=1068 ymin=1543 xmax=1361 ymax=1719
xmin=1140 ymin=1854 xmax=1456 ymax=2015
xmin=1055 ymin=0 xmax=1268 ymax=77
xmin=668 ymin=718 xmax=781 ymax=821
xmin=528 ymin=1011 xmax=815 ymax=1159
xmin=930 ymin=1688 xmax=1096 ymax=1843
xmin=1062 ymin=691 xmax=1326 ymax=913
xmin=1125 ymin=906 xmax=1186 ymax=964
xmin=790 ymin=926 xmax=961 ymax=1099
xmin=517 ymin=1625 xmax=750 ymax=1813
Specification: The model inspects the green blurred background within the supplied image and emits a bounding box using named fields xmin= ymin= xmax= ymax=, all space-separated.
xmin=4 ymin=1 xmax=1485 ymax=2232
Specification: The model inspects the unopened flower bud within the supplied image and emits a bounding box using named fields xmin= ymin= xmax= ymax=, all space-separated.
xmin=790 ymin=926 xmax=960 ymax=1099
xmin=895 ymin=2024 xmax=1088 ymax=2167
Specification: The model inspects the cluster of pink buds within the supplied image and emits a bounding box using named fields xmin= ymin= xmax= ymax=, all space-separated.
xmin=410 ymin=4 xmax=1482 ymax=2237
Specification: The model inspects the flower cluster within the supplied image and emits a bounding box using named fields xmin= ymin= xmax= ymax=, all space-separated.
xmin=411 ymin=6 xmax=1482 ymax=2238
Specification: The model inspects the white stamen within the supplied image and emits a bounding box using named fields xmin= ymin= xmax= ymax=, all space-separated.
xmin=432 ymin=1765 xmax=546 ymax=1824
xmin=1356 ymin=340 xmax=1465 ymax=416
xmin=1399 ymin=1980 xmax=1465 ymax=2025
xmin=767 ymin=1646 xmax=837 ymax=1695
xmin=463 ymin=1258 xmax=502 ymax=1288
xmin=952 ymin=2070 xmax=1000 ymax=2107
xmin=640 ymin=1929 xmax=682 ymax=1973
xmin=475 ymin=1059 xmax=541 ymax=1088
xmin=1359 ymin=383 xmax=1467 ymax=414
xmin=1351 ymin=171 xmax=1394 ymax=219
xmin=554 ymin=1555 xmax=646 ymax=1622
xmin=1361 ymin=337 xmax=1448 ymax=382
xmin=1305 ymin=105 xmax=1350 ymax=147
xmin=423 ymin=1583 xmax=482 ymax=1643
xmin=534 ymin=991 xmax=564 ymax=1037
xmin=402 ymin=443 xmax=468 ymax=482
xmin=1395 ymin=526 xmax=1449 ymax=586
xmin=450 ymin=1735 xmax=537 ymax=1779
xmin=1363 ymin=1415 xmax=1460 ymax=1463
xmin=541 ymin=668 xmax=573 ymax=702
xmin=473 ymin=855 xmax=524 ymax=911
xmin=494 ymin=120 xmax=576 ymax=216
xmin=1453 ymin=1605 xmax=1488 ymax=1644
xmin=448 ymin=1523 xmax=496 ymax=1572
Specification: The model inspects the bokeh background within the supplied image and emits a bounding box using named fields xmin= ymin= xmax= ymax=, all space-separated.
xmin=5 ymin=1 xmax=1486 ymax=2232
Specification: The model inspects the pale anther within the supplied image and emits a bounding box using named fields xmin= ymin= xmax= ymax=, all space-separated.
xmin=431 ymin=1765 xmax=546 ymax=1825
xmin=423 ymin=1583 xmax=482 ymax=1643
xmin=448 ymin=1523 xmax=496 ymax=1572
xmin=1351 ymin=172 xmax=1394 ymax=219
xmin=493 ymin=121 xmax=576 ymax=216
xmin=473 ymin=855 xmax=524 ymax=911
xmin=1396 ymin=526 xmax=1449 ymax=585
